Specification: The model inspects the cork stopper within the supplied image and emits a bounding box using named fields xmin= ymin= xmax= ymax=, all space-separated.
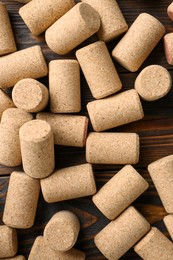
xmin=0 ymin=89 xmax=15 ymax=120
xmin=164 ymin=215 xmax=173 ymax=240
xmin=2 ymin=256 xmax=26 ymax=260
xmin=167 ymin=3 xmax=173 ymax=21
xmin=164 ymin=33 xmax=173 ymax=65
xmin=0 ymin=225 xmax=18 ymax=258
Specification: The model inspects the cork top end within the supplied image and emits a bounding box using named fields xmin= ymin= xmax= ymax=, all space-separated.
xmin=79 ymin=3 xmax=100 ymax=31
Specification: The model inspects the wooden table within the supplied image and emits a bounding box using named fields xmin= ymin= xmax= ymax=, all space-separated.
xmin=0 ymin=0 xmax=173 ymax=259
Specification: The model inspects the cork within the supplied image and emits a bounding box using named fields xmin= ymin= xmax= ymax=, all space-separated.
xmin=0 ymin=89 xmax=15 ymax=120
xmin=164 ymin=33 xmax=173 ymax=65
xmin=41 ymin=164 xmax=96 ymax=203
xmin=2 ymin=256 xmax=26 ymax=260
xmin=167 ymin=3 xmax=173 ymax=21
xmin=164 ymin=215 xmax=173 ymax=241
xmin=76 ymin=41 xmax=122 ymax=99
xmin=0 ymin=45 xmax=48 ymax=88
xmin=95 ymin=206 xmax=150 ymax=260
xmin=28 ymin=236 xmax=85 ymax=260
xmin=19 ymin=119 xmax=55 ymax=179
xmin=134 ymin=227 xmax=173 ymax=260
xmin=36 ymin=113 xmax=88 ymax=147
xmin=93 ymin=165 xmax=149 ymax=220
xmin=12 ymin=78 xmax=49 ymax=113
xmin=0 ymin=225 xmax=18 ymax=258
xmin=44 ymin=211 xmax=80 ymax=252
xmin=45 ymin=3 xmax=100 ymax=55
xmin=87 ymin=89 xmax=144 ymax=131
xmin=148 ymin=155 xmax=173 ymax=213
xmin=49 ymin=60 xmax=81 ymax=113
xmin=112 ymin=13 xmax=165 ymax=72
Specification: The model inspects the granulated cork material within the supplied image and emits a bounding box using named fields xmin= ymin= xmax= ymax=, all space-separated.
xmin=0 ymin=89 xmax=15 ymax=120
xmin=0 ymin=225 xmax=18 ymax=258
xmin=167 ymin=3 xmax=173 ymax=21
xmin=1 ymin=255 xmax=26 ymax=260
xmin=164 ymin=33 xmax=173 ymax=65
xmin=164 ymin=215 xmax=173 ymax=240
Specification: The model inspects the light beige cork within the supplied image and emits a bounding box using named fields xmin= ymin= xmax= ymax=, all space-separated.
xmin=93 ymin=165 xmax=149 ymax=220
xmin=44 ymin=211 xmax=80 ymax=252
xmin=0 ymin=225 xmax=18 ymax=258
xmin=148 ymin=155 xmax=173 ymax=213
xmin=87 ymin=89 xmax=144 ymax=131
xmin=164 ymin=33 xmax=173 ymax=65
xmin=0 ymin=89 xmax=15 ymax=120
xmin=1 ymin=256 xmax=26 ymax=260
xmin=19 ymin=119 xmax=55 ymax=179
xmin=49 ymin=60 xmax=81 ymax=113
xmin=76 ymin=41 xmax=122 ymax=99
xmin=41 ymin=164 xmax=96 ymax=203
xmin=164 ymin=215 xmax=173 ymax=241
xmin=112 ymin=13 xmax=165 ymax=72
xmin=95 ymin=206 xmax=150 ymax=260
xmin=167 ymin=3 xmax=173 ymax=21
xmin=36 ymin=112 xmax=88 ymax=147
xmin=0 ymin=45 xmax=47 ymax=88
xmin=45 ymin=3 xmax=100 ymax=55
xmin=134 ymin=227 xmax=173 ymax=260
xmin=12 ymin=78 xmax=49 ymax=113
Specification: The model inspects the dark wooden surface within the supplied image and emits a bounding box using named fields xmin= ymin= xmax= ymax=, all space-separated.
xmin=0 ymin=0 xmax=173 ymax=259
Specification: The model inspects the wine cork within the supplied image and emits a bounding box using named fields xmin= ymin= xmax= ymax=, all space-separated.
xmin=49 ymin=60 xmax=81 ymax=113
xmin=12 ymin=78 xmax=49 ymax=113
xmin=0 ymin=45 xmax=48 ymax=88
xmin=93 ymin=165 xmax=149 ymax=220
xmin=44 ymin=211 xmax=80 ymax=252
xmin=0 ymin=89 xmax=15 ymax=120
xmin=134 ymin=227 xmax=173 ymax=260
xmin=2 ymin=256 xmax=26 ymax=260
xmin=164 ymin=33 xmax=173 ymax=65
xmin=36 ymin=113 xmax=88 ymax=147
xmin=45 ymin=3 xmax=100 ymax=55
xmin=112 ymin=13 xmax=165 ymax=72
xmin=41 ymin=164 xmax=96 ymax=203
xmin=87 ymin=89 xmax=144 ymax=131
xmin=95 ymin=206 xmax=150 ymax=260
xmin=76 ymin=41 xmax=122 ymax=99
xmin=167 ymin=3 xmax=173 ymax=21
xmin=19 ymin=119 xmax=55 ymax=179
xmin=0 ymin=225 xmax=18 ymax=258
xmin=148 ymin=155 xmax=173 ymax=213
xmin=86 ymin=132 xmax=140 ymax=165
xmin=164 ymin=215 xmax=173 ymax=240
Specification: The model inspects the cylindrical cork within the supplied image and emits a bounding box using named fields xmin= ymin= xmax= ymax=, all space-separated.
xmin=3 ymin=171 xmax=40 ymax=229
xmin=95 ymin=206 xmax=150 ymax=260
xmin=19 ymin=119 xmax=55 ymax=179
xmin=41 ymin=164 xmax=96 ymax=203
xmin=87 ymin=89 xmax=144 ymax=131
xmin=12 ymin=78 xmax=49 ymax=113
xmin=2 ymin=256 xmax=26 ymax=260
xmin=0 ymin=225 xmax=18 ymax=258
xmin=93 ymin=165 xmax=149 ymax=220
xmin=134 ymin=227 xmax=173 ymax=260
xmin=0 ymin=45 xmax=47 ymax=88
xmin=164 ymin=33 xmax=173 ymax=65
xmin=44 ymin=211 xmax=80 ymax=252
xmin=49 ymin=60 xmax=81 ymax=113
xmin=164 ymin=215 xmax=173 ymax=241
xmin=76 ymin=41 xmax=122 ymax=99
xmin=112 ymin=13 xmax=165 ymax=72
xmin=45 ymin=3 xmax=100 ymax=55
xmin=167 ymin=3 xmax=173 ymax=21
xmin=0 ymin=89 xmax=15 ymax=120
xmin=148 ymin=155 xmax=173 ymax=213
xmin=36 ymin=113 xmax=88 ymax=147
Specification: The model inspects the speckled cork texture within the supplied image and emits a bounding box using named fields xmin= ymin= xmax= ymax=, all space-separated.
xmin=19 ymin=119 xmax=55 ymax=179
xmin=95 ymin=206 xmax=150 ymax=260
xmin=44 ymin=211 xmax=80 ymax=252
xmin=164 ymin=33 xmax=173 ymax=65
xmin=167 ymin=3 xmax=173 ymax=21
xmin=93 ymin=165 xmax=149 ymax=220
xmin=45 ymin=3 xmax=100 ymax=55
xmin=49 ymin=60 xmax=81 ymax=113
xmin=12 ymin=78 xmax=49 ymax=113
xmin=36 ymin=113 xmax=88 ymax=147
xmin=134 ymin=227 xmax=173 ymax=260
xmin=76 ymin=41 xmax=122 ymax=99
xmin=87 ymin=89 xmax=144 ymax=131
xmin=86 ymin=132 xmax=140 ymax=165
xmin=164 ymin=215 xmax=173 ymax=240
xmin=0 ymin=45 xmax=48 ymax=88
xmin=0 ymin=225 xmax=18 ymax=258
xmin=1 ymin=256 xmax=26 ymax=260
xmin=41 ymin=164 xmax=96 ymax=203
xmin=112 ymin=13 xmax=165 ymax=72
xmin=0 ymin=89 xmax=15 ymax=120
xmin=148 ymin=155 xmax=173 ymax=213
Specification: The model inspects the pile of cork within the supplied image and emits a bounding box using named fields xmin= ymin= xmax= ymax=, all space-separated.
xmin=0 ymin=0 xmax=173 ymax=259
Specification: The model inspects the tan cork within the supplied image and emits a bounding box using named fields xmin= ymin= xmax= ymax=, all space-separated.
xmin=36 ymin=112 xmax=88 ymax=147
xmin=41 ymin=164 xmax=96 ymax=203
xmin=134 ymin=227 xmax=173 ymax=260
xmin=19 ymin=119 xmax=55 ymax=179
xmin=112 ymin=13 xmax=165 ymax=72
xmin=0 ymin=45 xmax=48 ymax=88
xmin=93 ymin=165 xmax=149 ymax=220
xmin=0 ymin=225 xmax=18 ymax=258
xmin=87 ymin=89 xmax=144 ymax=131
xmin=76 ymin=41 xmax=122 ymax=99
xmin=44 ymin=211 xmax=80 ymax=252
xmin=12 ymin=78 xmax=49 ymax=113
xmin=167 ymin=3 xmax=173 ymax=21
xmin=45 ymin=3 xmax=100 ymax=55
xmin=164 ymin=215 xmax=173 ymax=241
xmin=95 ymin=206 xmax=150 ymax=260
xmin=49 ymin=60 xmax=81 ymax=113
xmin=164 ymin=33 xmax=173 ymax=65
xmin=1 ymin=256 xmax=26 ymax=260
xmin=0 ymin=89 xmax=15 ymax=120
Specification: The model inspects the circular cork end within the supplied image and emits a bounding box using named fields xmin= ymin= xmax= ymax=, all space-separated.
xmin=134 ymin=227 xmax=158 ymax=252
xmin=79 ymin=3 xmax=100 ymax=32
